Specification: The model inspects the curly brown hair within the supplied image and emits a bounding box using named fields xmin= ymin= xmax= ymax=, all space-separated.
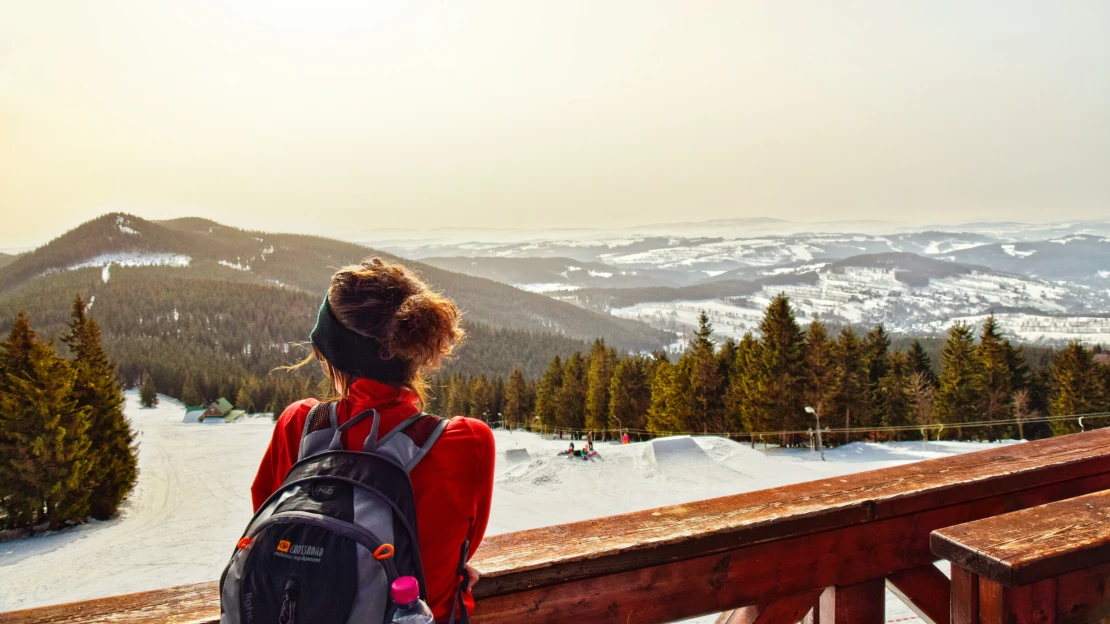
xmin=293 ymin=258 xmax=464 ymax=402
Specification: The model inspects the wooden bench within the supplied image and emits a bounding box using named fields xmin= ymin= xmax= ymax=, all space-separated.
xmin=7 ymin=430 xmax=1110 ymax=624
xmin=932 ymin=489 xmax=1110 ymax=624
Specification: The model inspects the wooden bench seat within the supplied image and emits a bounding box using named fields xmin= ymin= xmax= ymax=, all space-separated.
xmin=6 ymin=430 xmax=1110 ymax=624
xmin=931 ymin=488 xmax=1110 ymax=624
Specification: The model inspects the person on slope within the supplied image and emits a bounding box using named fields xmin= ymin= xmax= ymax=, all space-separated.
xmin=251 ymin=258 xmax=494 ymax=623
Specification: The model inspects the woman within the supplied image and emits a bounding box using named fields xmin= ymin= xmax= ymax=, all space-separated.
xmin=251 ymin=258 xmax=494 ymax=622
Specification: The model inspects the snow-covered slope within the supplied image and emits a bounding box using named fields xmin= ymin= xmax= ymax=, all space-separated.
xmin=1 ymin=391 xmax=1016 ymax=622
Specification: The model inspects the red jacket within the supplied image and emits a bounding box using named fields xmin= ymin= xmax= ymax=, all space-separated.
xmin=251 ymin=378 xmax=495 ymax=621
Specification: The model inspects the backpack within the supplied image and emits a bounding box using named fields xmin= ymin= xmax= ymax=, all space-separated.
xmin=219 ymin=402 xmax=470 ymax=624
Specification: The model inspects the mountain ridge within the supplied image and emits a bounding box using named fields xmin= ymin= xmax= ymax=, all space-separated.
xmin=0 ymin=213 xmax=670 ymax=351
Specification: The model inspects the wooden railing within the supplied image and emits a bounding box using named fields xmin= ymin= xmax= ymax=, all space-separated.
xmin=5 ymin=429 xmax=1110 ymax=624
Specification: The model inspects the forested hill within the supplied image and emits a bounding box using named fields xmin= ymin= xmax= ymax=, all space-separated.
xmin=0 ymin=213 xmax=668 ymax=351
xmin=0 ymin=252 xmax=14 ymax=269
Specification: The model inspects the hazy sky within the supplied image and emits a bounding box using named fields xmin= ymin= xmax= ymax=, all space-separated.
xmin=1 ymin=1 xmax=1108 ymax=247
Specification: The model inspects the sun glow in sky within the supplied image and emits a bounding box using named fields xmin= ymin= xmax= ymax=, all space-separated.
xmin=1 ymin=1 xmax=1108 ymax=247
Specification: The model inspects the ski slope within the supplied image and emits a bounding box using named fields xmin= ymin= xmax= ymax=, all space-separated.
xmin=0 ymin=392 xmax=1018 ymax=621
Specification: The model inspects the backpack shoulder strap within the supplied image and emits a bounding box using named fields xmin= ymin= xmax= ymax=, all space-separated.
xmin=298 ymin=401 xmax=338 ymax=460
xmin=370 ymin=413 xmax=449 ymax=473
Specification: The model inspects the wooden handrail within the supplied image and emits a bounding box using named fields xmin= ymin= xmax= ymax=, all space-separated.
xmin=932 ymin=489 xmax=1110 ymax=623
xmin=6 ymin=429 xmax=1110 ymax=624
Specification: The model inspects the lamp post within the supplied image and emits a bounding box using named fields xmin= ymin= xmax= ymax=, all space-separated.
xmin=805 ymin=406 xmax=825 ymax=461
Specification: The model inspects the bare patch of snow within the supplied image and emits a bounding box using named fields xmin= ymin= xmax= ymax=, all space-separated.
xmin=515 ymin=283 xmax=582 ymax=293
xmin=70 ymin=253 xmax=192 ymax=272
xmin=588 ymin=270 xmax=613 ymax=278
xmin=115 ymin=216 xmax=139 ymax=236
xmin=218 ymin=259 xmax=250 ymax=271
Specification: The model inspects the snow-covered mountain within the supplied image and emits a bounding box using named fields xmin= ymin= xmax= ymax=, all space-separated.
xmin=381 ymin=219 xmax=1110 ymax=345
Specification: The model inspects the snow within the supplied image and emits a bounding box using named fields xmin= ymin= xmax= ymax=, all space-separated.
xmin=610 ymin=265 xmax=1089 ymax=342
xmin=0 ymin=392 xmax=1019 ymax=620
xmin=70 ymin=252 xmax=192 ymax=272
xmin=101 ymin=264 xmax=110 ymax=283
xmin=218 ymin=259 xmax=250 ymax=271
xmin=587 ymin=270 xmax=613 ymax=278
xmin=1001 ymin=244 xmax=1037 ymax=258
xmin=116 ymin=216 xmax=140 ymax=236
xmin=514 ymin=282 xmax=582 ymax=293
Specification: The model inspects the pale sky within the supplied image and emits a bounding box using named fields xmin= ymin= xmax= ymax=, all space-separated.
xmin=1 ymin=1 xmax=1108 ymax=248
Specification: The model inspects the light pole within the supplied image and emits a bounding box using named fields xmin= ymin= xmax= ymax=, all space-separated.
xmin=805 ymin=406 xmax=825 ymax=461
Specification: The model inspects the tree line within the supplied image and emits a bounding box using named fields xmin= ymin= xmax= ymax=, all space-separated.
xmin=0 ymin=296 xmax=138 ymax=530
xmin=0 ymin=269 xmax=594 ymax=417
xmin=427 ymin=295 xmax=1110 ymax=443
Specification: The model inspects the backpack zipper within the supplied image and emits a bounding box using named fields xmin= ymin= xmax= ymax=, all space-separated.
xmin=253 ymin=511 xmax=401 ymax=580
xmin=278 ymin=578 xmax=299 ymax=624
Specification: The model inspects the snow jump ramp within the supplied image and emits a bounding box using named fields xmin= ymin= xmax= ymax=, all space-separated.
xmin=644 ymin=436 xmax=715 ymax=468
xmin=502 ymin=448 xmax=531 ymax=464
xmin=643 ymin=436 xmax=745 ymax=483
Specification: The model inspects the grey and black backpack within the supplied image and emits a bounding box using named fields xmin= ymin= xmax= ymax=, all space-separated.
xmin=220 ymin=402 xmax=470 ymax=624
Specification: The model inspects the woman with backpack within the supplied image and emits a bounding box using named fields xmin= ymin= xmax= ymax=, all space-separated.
xmin=241 ymin=258 xmax=494 ymax=624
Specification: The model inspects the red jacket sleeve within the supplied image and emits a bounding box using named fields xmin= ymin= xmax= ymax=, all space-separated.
xmin=463 ymin=419 xmax=496 ymax=561
xmin=251 ymin=399 xmax=318 ymax=511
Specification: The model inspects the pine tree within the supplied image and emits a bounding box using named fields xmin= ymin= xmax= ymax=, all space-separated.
xmin=555 ymin=353 xmax=587 ymax=434
xmin=802 ymin=320 xmax=835 ymax=421
xmin=744 ymin=296 xmax=806 ymax=437
xmin=1049 ymin=342 xmax=1104 ymax=435
xmin=907 ymin=340 xmax=938 ymax=388
xmin=684 ymin=312 xmax=725 ymax=433
xmin=0 ymin=314 xmax=42 ymax=527
xmin=468 ymin=375 xmax=492 ymax=421
xmin=445 ymin=373 xmax=471 ymax=417
xmin=490 ymin=376 xmax=505 ymax=423
xmin=829 ymin=327 xmax=865 ymax=443
xmin=63 ymin=296 xmax=138 ymax=520
xmin=180 ymin=372 xmax=204 ymax=407
xmin=609 ymin=355 xmax=651 ymax=437
xmin=976 ymin=315 xmax=1016 ymax=440
xmin=503 ymin=369 xmax=528 ymax=429
xmin=0 ymin=315 xmax=93 ymax=529
xmin=235 ymin=377 xmax=260 ymax=413
xmin=140 ymin=371 xmax=159 ymax=408
xmin=860 ymin=325 xmax=891 ymax=429
xmin=877 ymin=351 xmax=915 ymax=438
xmin=724 ymin=332 xmax=758 ymax=433
xmin=534 ymin=355 xmax=563 ymax=430
xmin=584 ymin=340 xmax=618 ymax=434
xmin=646 ymin=358 xmax=690 ymax=435
xmin=935 ymin=323 xmax=983 ymax=437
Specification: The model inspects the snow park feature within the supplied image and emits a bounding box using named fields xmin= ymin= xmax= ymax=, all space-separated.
xmin=0 ymin=390 xmax=1045 ymax=623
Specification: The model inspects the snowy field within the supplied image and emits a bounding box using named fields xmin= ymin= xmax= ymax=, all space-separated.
xmin=0 ymin=391 xmax=1018 ymax=622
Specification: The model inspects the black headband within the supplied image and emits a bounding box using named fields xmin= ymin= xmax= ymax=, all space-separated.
xmin=310 ymin=293 xmax=409 ymax=382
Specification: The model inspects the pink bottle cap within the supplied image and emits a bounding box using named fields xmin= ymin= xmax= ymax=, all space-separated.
xmin=391 ymin=576 xmax=420 ymax=604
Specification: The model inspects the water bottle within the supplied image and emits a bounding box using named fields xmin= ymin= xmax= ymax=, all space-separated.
xmin=390 ymin=576 xmax=435 ymax=623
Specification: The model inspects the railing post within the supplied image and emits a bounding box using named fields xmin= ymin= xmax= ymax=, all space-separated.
xmin=978 ymin=578 xmax=1056 ymax=624
xmin=819 ymin=579 xmax=884 ymax=624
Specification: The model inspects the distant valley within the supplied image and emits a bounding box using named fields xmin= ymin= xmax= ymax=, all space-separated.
xmin=388 ymin=219 xmax=1110 ymax=345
